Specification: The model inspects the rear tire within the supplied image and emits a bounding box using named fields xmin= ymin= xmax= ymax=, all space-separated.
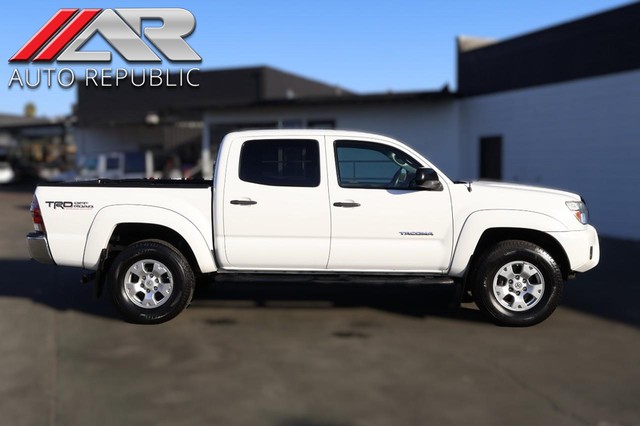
xmin=107 ymin=240 xmax=195 ymax=324
xmin=473 ymin=240 xmax=563 ymax=326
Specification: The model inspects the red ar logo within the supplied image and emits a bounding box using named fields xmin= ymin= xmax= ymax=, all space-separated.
xmin=10 ymin=8 xmax=201 ymax=63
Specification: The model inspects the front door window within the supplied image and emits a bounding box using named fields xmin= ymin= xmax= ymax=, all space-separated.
xmin=335 ymin=141 xmax=420 ymax=189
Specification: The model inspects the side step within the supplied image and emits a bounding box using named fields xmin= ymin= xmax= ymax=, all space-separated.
xmin=214 ymin=273 xmax=455 ymax=286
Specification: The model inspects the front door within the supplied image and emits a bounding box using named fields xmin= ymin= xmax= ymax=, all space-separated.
xmin=222 ymin=136 xmax=331 ymax=269
xmin=326 ymin=138 xmax=453 ymax=272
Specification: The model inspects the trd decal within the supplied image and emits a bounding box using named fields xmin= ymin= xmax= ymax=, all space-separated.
xmin=45 ymin=201 xmax=94 ymax=210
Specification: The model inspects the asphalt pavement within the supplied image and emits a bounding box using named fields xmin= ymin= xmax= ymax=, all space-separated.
xmin=0 ymin=184 xmax=638 ymax=426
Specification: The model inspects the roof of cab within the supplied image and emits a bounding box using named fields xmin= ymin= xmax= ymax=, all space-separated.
xmin=224 ymin=128 xmax=397 ymax=141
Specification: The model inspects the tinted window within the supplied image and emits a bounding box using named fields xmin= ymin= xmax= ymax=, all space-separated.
xmin=335 ymin=141 xmax=421 ymax=189
xmin=240 ymin=139 xmax=320 ymax=187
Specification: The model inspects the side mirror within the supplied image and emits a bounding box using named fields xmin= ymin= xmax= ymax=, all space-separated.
xmin=412 ymin=167 xmax=443 ymax=191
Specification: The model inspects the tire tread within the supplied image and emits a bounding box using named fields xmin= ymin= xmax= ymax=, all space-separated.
xmin=107 ymin=240 xmax=195 ymax=324
xmin=473 ymin=239 xmax=563 ymax=327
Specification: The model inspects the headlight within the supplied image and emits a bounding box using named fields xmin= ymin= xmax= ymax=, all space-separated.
xmin=566 ymin=200 xmax=588 ymax=225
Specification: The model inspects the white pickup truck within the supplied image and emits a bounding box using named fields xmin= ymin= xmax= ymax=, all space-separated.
xmin=26 ymin=130 xmax=599 ymax=326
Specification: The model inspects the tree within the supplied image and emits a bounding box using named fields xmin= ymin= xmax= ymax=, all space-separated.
xmin=24 ymin=102 xmax=36 ymax=118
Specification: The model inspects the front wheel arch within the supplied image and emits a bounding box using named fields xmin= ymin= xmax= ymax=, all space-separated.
xmin=465 ymin=228 xmax=571 ymax=287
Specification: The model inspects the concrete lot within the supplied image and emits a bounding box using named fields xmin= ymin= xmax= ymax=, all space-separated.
xmin=0 ymin=185 xmax=638 ymax=426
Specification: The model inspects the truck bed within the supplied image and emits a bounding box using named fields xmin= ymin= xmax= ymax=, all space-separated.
xmin=34 ymin=179 xmax=215 ymax=270
xmin=39 ymin=178 xmax=212 ymax=188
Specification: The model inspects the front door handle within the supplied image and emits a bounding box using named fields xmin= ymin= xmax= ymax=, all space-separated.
xmin=333 ymin=201 xmax=361 ymax=208
xmin=230 ymin=199 xmax=257 ymax=206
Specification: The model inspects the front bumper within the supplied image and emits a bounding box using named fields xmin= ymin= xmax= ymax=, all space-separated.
xmin=26 ymin=232 xmax=55 ymax=265
xmin=548 ymin=225 xmax=599 ymax=273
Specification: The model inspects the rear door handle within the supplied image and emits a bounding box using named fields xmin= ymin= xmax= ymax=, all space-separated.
xmin=333 ymin=201 xmax=361 ymax=208
xmin=230 ymin=199 xmax=257 ymax=206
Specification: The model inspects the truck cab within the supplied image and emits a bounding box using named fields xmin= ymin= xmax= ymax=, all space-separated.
xmin=216 ymin=131 xmax=453 ymax=272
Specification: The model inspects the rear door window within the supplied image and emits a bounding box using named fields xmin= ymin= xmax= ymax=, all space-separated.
xmin=239 ymin=139 xmax=320 ymax=187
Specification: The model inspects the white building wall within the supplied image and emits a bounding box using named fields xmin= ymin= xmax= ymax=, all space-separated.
xmin=204 ymin=101 xmax=462 ymax=178
xmin=460 ymin=69 xmax=640 ymax=240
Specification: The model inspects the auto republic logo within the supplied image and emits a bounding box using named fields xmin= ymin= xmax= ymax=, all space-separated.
xmin=8 ymin=8 xmax=201 ymax=89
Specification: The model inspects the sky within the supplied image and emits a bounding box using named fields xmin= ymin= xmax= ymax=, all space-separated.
xmin=0 ymin=0 xmax=634 ymax=117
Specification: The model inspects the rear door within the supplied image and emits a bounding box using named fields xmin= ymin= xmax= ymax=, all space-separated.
xmin=222 ymin=136 xmax=331 ymax=269
xmin=326 ymin=137 xmax=453 ymax=272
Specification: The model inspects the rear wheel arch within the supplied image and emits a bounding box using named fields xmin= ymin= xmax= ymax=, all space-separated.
xmin=109 ymin=223 xmax=202 ymax=274
xmin=83 ymin=205 xmax=216 ymax=273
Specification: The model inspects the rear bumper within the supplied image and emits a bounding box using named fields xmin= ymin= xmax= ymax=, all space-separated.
xmin=26 ymin=232 xmax=55 ymax=265
xmin=548 ymin=225 xmax=599 ymax=273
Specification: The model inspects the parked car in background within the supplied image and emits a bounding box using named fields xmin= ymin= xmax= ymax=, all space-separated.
xmin=0 ymin=160 xmax=15 ymax=184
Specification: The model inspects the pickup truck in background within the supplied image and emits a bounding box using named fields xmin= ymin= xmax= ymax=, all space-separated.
xmin=26 ymin=130 xmax=600 ymax=326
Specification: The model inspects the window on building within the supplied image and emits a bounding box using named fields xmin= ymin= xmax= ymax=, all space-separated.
xmin=105 ymin=156 xmax=120 ymax=171
xmin=124 ymin=152 xmax=146 ymax=174
xmin=307 ymin=119 xmax=335 ymax=129
xmin=82 ymin=156 xmax=98 ymax=172
xmin=280 ymin=119 xmax=304 ymax=129
xmin=334 ymin=140 xmax=421 ymax=189
xmin=479 ymin=136 xmax=502 ymax=180
xmin=239 ymin=139 xmax=320 ymax=187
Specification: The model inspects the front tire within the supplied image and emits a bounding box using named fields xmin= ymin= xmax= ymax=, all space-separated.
xmin=107 ymin=240 xmax=195 ymax=324
xmin=473 ymin=240 xmax=563 ymax=326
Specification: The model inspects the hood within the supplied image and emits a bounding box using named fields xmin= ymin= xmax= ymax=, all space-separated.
xmin=456 ymin=180 xmax=583 ymax=230
xmin=470 ymin=181 xmax=581 ymax=201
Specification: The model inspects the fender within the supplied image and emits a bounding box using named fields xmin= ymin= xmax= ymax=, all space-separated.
xmin=83 ymin=204 xmax=217 ymax=272
xmin=448 ymin=209 xmax=568 ymax=277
